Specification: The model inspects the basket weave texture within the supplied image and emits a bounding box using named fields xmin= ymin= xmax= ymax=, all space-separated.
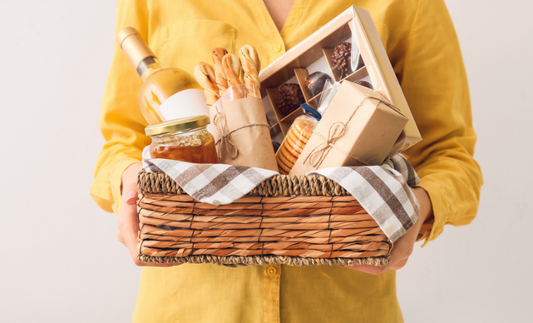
xmin=137 ymin=170 xmax=392 ymax=267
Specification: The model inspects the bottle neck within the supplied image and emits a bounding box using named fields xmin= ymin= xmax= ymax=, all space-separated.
xmin=137 ymin=56 xmax=165 ymax=82
xmin=117 ymin=27 xmax=163 ymax=82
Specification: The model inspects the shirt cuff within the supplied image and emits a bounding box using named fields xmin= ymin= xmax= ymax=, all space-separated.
xmin=111 ymin=159 xmax=141 ymax=215
xmin=416 ymin=179 xmax=451 ymax=247
xmin=90 ymin=159 xmax=141 ymax=215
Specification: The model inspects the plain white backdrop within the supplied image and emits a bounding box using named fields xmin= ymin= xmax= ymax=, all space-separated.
xmin=0 ymin=1 xmax=531 ymax=322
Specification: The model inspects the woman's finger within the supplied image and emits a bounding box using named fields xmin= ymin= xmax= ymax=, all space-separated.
xmin=344 ymin=264 xmax=388 ymax=275
xmin=120 ymin=190 xmax=182 ymax=267
xmin=389 ymin=259 xmax=408 ymax=270
xmin=344 ymin=187 xmax=433 ymax=274
xmin=117 ymin=163 xmax=182 ymax=267
xmin=125 ymin=190 xmax=138 ymax=205
xmin=344 ymin=223 xmax=416 ymax=274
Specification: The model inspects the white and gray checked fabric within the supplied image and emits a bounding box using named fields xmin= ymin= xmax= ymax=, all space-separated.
xmin=309 ymin=155 xmax=420 ymax=242
xmin=142 ymin=147 xmax=420 ymax=242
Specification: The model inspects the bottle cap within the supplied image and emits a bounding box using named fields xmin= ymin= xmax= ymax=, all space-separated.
xmin=301 ymin=103 xmax=322 ymax=121
xmin=116 ymin=27 xmax=156 ymax=69
xmin=145 ymin=116 xmax=211 ymax=136
xmin=116 ymin=27 xmax=138 ymax=48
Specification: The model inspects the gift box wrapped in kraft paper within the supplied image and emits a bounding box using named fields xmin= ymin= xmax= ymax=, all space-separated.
xmin=209 ymin=86 xmax=278 ymax=171
xmin=289 ymin=81 xmax=408 ymax=176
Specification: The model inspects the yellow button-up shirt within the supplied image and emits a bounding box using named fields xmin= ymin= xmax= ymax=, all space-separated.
xmin=91 ymin=0 xmax=483 ymax=322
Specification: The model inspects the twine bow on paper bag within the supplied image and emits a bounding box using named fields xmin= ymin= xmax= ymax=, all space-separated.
xmin=212 ymin=112 xmax=239 ymax=160
xmin=304 ymin=94 xmax=402 ymax=168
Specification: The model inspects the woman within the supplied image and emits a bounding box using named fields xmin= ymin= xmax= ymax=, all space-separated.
xmin=91 ymin=0 xmax=482 ymax=321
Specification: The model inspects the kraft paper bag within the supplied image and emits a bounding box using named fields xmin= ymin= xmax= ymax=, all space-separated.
xmin=210 ymin=96 xmax=278 ymax=172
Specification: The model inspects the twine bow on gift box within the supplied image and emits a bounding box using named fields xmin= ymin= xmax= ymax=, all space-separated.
xmin=304 ymin=94 xmax=402 ymax=168
xmin=304 ymin=121 xmax=347 ymax=167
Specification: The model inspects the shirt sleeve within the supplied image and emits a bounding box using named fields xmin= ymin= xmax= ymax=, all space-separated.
xmin=395 ymin=0 xmax=483 ymax=245
xmin=90 ymin=0 xmax=151 ymax=215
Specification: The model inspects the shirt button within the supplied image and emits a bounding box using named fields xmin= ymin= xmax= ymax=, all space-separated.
xmin=274 ymin=44 xmax=283 ymax=52
xmin=267 ymin=266 xmax=277 ymax=277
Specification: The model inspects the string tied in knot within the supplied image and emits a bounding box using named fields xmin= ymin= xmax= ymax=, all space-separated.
xmin=212 ymin=112 xmax=239 ymax=160
xmin=304 ymin=121 xmax=346 ymax=168
xmin=303 ymin=94 xmax=401 ymax=168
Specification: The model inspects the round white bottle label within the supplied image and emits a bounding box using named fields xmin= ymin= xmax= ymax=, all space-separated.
xmin=159 ymin=89 xmax=209 ymax=121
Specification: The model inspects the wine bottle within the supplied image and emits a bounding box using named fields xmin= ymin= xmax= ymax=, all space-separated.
xmin=117 ymin=27 xmax=209 ymax=125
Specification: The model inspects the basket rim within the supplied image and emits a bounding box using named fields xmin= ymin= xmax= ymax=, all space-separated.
xmin=137 ymin=169 xmax=351 ymax=197
xmin=138 ymin=254 xmax=390 ymax=267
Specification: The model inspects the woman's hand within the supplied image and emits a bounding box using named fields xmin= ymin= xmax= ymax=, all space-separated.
xmin=117 ymin=162 xmax=182 ymax=267
xmin=344 ymin=187 xmax=433 ymax=275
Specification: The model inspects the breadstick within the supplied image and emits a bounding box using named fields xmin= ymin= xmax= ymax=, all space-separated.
xmin=238 ymin=45 xmax=261 ymax=98
xmin=193 ymin=62 xmax=220 ymax=106
xmin=222 ymin=54 xmax=245 ymax=99
xmin=212 ymin=48 xmax=229 ymax=96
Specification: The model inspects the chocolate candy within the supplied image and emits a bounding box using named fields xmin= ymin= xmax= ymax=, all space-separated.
xmin=355 ymin=80 xmax=373 ymax=89
xmin=305 ymin=72 xmax=332 ymax=97
xmin=331 ymin=42 xmax=365 ymax=76
xmin=276 ymin=83 xmax=305 ymax=116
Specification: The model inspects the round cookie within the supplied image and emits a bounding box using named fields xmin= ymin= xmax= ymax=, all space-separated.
xmin=280 ymin=143 xmax=298 ymax=164
xmin=276 ymin=153 xmax=292 ymax=174
xmin=288 ymin=126 xmax=309 ymax=145
xmin=278 ymin=146 xmax=297 ymax=169
xmin=277 ymin=152 xmax=294 ymax=170
xmin=286 ymin=132 xmax=306 ymax=155
xmin=292 ymin=119 xmax=314 ymax=140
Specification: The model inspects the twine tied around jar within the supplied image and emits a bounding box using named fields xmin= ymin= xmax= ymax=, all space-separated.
xmin=304 ymin=94 xmax=401 ymax=168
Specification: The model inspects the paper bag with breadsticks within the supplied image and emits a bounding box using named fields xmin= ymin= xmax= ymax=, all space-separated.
xmin=194 ymin=45 xmax=277 ymax=171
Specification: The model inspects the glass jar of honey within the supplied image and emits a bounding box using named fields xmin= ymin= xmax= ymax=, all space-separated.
xmin=145 ymin=116 xmax=218 ymax=163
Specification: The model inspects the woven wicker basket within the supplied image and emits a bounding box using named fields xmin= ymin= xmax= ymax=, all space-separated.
xmin=137 ymin=170 xmax=392 ymax=267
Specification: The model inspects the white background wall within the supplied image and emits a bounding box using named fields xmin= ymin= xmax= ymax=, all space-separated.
xmin=0 ymin=1 xmax=531 ymax=322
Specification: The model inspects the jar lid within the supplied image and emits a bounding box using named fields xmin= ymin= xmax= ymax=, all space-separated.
xmin=145 ymin=115 xmax=210 ymax=136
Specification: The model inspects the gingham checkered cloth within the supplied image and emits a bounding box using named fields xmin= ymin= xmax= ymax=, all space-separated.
xmin=309 ymin=157 xmax=420 ymax=242
xmin=142 ymin=147 xmax=420 ymax=242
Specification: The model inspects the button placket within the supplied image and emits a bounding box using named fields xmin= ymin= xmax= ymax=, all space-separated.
xmin=262 ymin=264 xmax=281 ymax=322
xmin=250 ymin=0 xmax=286 ymax=57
